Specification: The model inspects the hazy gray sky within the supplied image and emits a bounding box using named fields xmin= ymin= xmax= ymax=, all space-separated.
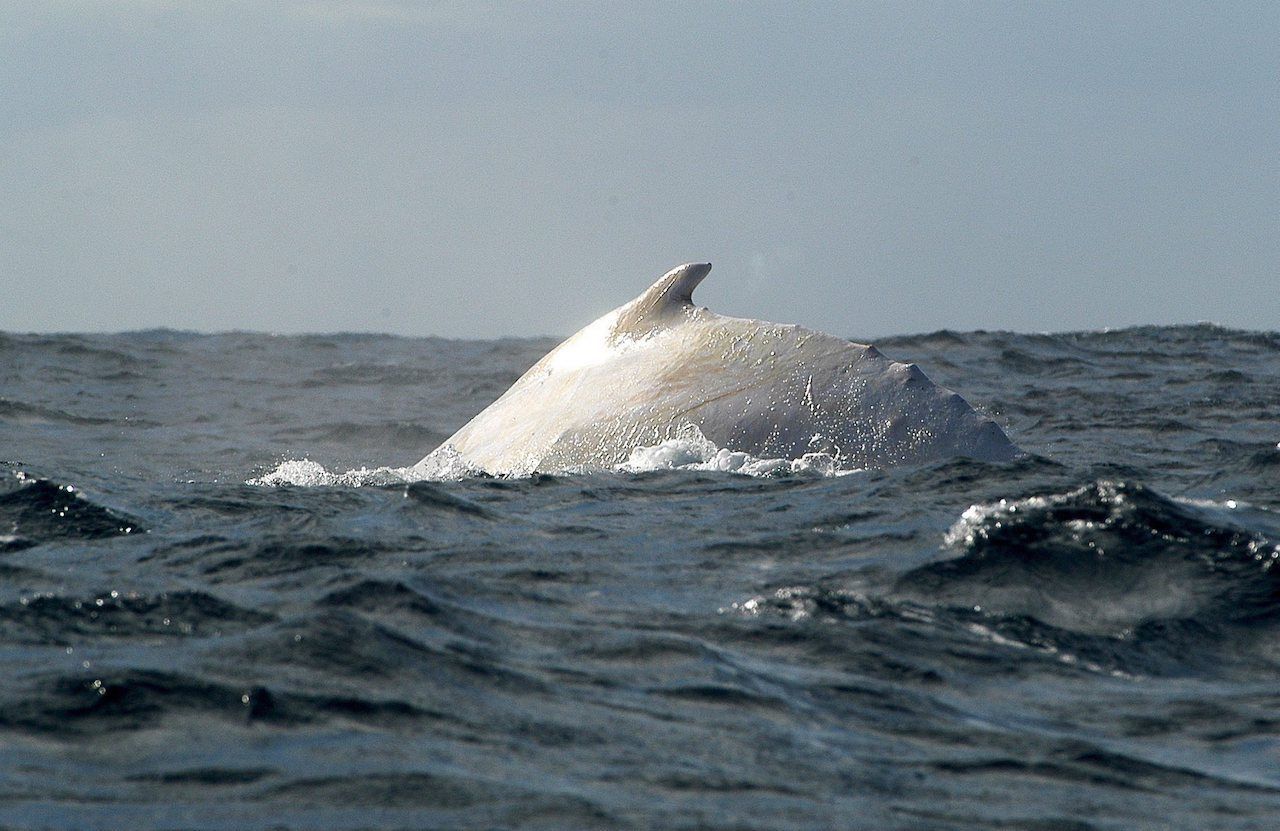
xmin=3 ymin=2 xmax=1276 ymax=338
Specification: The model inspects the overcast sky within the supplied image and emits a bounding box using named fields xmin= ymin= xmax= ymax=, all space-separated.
xmin=2 ymin=2 xmax=1276 ymax=338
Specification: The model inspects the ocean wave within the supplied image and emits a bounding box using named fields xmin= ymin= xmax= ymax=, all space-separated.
xmin=0 ymin=473 xmax=144 ymax=541
xmin=882 ymin=480 xmax=1280 ymax=676
xmin=0 ymin=590 xmax=274 ymax=644
xmin=0 ymin=669 xmax=429 ymax=737
xmin=909 ymin=480 xmax=1280 ymax=632
xmin=719 ymin=480 xmax=1280 ymax=678
xmin=0 ymin=397 xmax=117 ymax=427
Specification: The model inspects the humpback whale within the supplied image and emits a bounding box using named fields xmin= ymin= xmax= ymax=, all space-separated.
xmin=418 ymin=263 xmax=1018 ymax=475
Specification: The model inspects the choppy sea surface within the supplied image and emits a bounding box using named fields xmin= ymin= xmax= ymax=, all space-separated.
xmin=2 ymin=324 xmax=1279 ymax=830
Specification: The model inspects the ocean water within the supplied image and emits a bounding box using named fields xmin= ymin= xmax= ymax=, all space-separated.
xmin=1 ymin=324 xmax=1278 ymax=830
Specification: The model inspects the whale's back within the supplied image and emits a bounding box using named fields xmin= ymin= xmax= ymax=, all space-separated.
xmin=424 ymin=286 xmax=1018 ymax=474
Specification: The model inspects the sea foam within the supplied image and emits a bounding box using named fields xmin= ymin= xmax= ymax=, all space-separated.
xmin=249 ymin=425 xmax=857 ymax=486
xmin=613 ymin=424 xmax=855 ymax=477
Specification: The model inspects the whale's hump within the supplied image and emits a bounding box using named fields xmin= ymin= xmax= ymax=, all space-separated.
xmin=419 ymin=262 xmax=1020 ymax=474
xmin=614 ymin=262 xmax=712 ymax=337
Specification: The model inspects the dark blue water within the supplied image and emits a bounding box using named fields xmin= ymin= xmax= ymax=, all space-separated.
xmin=2 ymin=325 xmax=1278 ymax=830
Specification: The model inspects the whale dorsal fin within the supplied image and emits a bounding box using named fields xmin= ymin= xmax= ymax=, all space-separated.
xmin=613 ymin=262 xmax=712 ymax=337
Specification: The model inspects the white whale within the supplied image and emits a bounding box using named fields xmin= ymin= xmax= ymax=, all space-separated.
xmin=418 ymin=263 xmax=1018 ymax=475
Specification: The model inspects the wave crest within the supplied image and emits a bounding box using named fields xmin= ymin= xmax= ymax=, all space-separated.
xmin=899 ymin=480 xmax=1280 ymax=645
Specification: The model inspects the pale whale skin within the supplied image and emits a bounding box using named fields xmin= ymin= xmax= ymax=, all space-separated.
xmin=420 ymin=263 xmax=1019 ymax=474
